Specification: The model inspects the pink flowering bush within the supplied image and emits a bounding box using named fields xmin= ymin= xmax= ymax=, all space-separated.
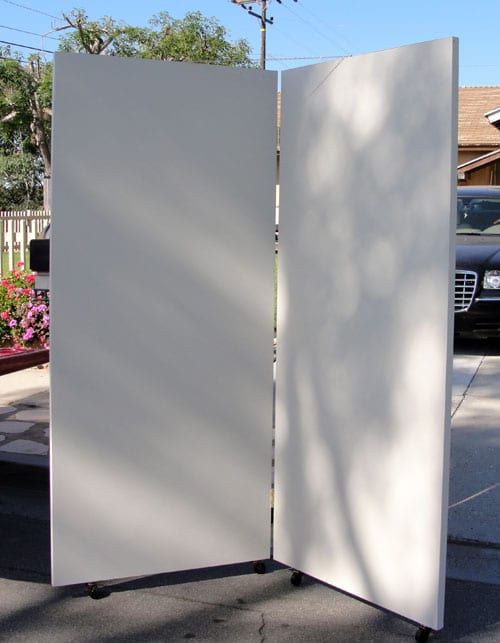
xmin=0 ymin=262 xmax=49 ymax=349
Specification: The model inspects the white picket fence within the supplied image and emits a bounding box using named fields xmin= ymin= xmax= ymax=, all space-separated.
xmin=0 ymin=210 xmax=51 ymax=277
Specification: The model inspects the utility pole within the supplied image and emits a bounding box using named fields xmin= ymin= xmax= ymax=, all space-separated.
xmin=231 ymin=0 xmax=277 ymax=70
xmin=260 ymin=1 xmax=267 ymax=71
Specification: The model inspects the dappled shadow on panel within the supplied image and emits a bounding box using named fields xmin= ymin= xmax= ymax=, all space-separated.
xmin=274 ymin=40 xmax=456 ymax=630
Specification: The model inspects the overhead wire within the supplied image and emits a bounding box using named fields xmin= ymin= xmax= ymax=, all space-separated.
xmin=0 ymin=24 xmax=59 ymax=40
xmin=0 ymin=38 xmax=54 ymax=53
xmin=272 ymin=22 xmax=323 ymax=58
xmin=295 ymin=0 xmax=356 ymax=54
xmin=251 ymin=54 xmax=342 ymax=61
xmin=280 ymin=0 xmax=352 ymax=56
xmin=0 ymin=0 xmax=62 ymax=22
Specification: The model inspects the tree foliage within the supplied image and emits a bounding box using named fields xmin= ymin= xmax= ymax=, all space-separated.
xmin=57 ymin=9 xmax=253 ymax=66
xmin=57 ymin=10 xmax=136 ymax=55
xmin=0 ymin=150 xmax=43 ymax=209
xmin=0 ymin=49 xmax=51 ymax=208
xmin=138 ymin=12 xmax=253 ymax=66
xmin=0 ymin=9 xmax=253 ymax=209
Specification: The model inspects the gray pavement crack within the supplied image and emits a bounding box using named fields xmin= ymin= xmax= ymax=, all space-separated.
xmin=258 ymin=611 xmax=266 ymax=642
xmin=451 ymin=353 xmax=486 ymax=419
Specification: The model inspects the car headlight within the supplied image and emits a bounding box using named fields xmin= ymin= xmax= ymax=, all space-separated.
xmin=483 ymin=270 xmax=500 ymax=289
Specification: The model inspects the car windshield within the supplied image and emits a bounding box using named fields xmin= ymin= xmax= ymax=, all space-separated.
xmin=457 ymin=197 xmax=500 ymax=234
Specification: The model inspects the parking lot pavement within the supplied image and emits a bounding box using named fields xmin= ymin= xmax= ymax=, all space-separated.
xmin=0 ymin=343 xmax=499 ymax=640
xmin=0 ymin=461 xmax=499 ymax=643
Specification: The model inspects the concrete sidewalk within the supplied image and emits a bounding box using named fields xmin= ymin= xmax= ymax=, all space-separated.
xmin=447 ymin=353 xmax=500 ymax=584
xmin=0 ymin=366 xmax=49 ymax=467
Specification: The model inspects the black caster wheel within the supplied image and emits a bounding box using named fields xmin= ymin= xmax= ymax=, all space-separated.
xmin=415 ymin=626 xmax=432 ymax=642
xmin=86 ymin=582 xmax=109 ymax=599
xmin=253 ymin=561 xmax=266 ymax=574
xmin=290 ymin=571 xmax=303 ymax=587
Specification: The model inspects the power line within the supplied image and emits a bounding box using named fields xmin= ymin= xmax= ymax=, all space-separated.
xmin=0 ymin=0 xmax=62 ymax=21
xmin=296 ymin=1 xmax=356 ymax=53
xmin=0 ymin=38 xmax=54 ymax=53
xmin=0 ymin=24 xmax=59 ymax=40
xmin=280 ymin=0 xmax=352 ymax=56
xmin=272 ymin=22 xmax=324 ymax=58
xmin=250 ymin=54 xmax=342 ymax=61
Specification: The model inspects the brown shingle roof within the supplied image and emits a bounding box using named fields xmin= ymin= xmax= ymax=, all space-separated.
xmin=459 ymin=87 xmax=500 ymax=147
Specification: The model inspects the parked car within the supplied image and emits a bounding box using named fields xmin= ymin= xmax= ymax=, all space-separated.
xmin=455 ymin=186 xmax=500 ymax=337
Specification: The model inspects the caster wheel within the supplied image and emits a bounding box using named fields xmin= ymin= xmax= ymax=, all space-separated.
xmin=86 ymin=583 xmax=109 ymax=599
xmin=253 ymin=561 xmax=266 ymax=574
xmin=415 ymin=626 xmax=431 ymax=642
xmin=290 ymin=571 xmax=303 ymax=587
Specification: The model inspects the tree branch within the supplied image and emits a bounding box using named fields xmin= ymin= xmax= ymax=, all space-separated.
xmin=1 ymin=110 xmax=17 ymax=123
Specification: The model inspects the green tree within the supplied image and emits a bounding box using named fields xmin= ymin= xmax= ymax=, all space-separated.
xmin=57 ymin=9 xmax=253 ymax=66
xmin=0 ymin=50 xmax=51 ymax=209
xmin=57 ymin=9 xmax=140 ymax=55
xmin=0 ymin=151 xmax=43 ymax=209
xmin=137 ymin=11 xmax=253 ymax=66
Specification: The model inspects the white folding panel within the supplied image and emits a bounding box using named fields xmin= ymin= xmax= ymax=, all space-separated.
xmin=274 ymin=39 xmax=457 ymax=630
xmin=50 ymin=54 xmax=277 ymax=586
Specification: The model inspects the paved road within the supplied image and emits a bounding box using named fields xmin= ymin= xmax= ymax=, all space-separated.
xmin=0 ymin=460 xmax=499 ymax=643
xmin=1 ymin=342 xmax=499 ymax=641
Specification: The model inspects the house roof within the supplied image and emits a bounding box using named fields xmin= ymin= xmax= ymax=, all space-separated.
xmin=459 ymin=87 xmax=500 ymax=147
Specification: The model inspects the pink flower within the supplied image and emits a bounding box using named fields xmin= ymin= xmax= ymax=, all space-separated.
xmin=22 ymin=328 xmax=34 ymax=341
xmin=16 ymin=261 xmax=24 ymax=268
xmin=8 ymin=319 xmax=17 ymax=328
xmin=0 ymin=311 xmax=8 ymax=321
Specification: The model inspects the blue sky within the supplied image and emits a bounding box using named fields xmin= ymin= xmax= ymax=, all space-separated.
xmin=0 ymin=0 xmax=498 ymax=85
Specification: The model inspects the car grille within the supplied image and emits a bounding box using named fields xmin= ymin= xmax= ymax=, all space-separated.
xmin=455 ymin=270 xmax=477 ymax=313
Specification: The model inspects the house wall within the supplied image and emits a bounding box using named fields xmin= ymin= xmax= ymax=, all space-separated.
xmin=458 ymin=147 xmax=500 ymax=186
xmin=459 ymin=162 xmax=500 ymax=186
xmin=470 ymin=166 xmax=493 ymax=185
xmin=458 ymin=149 xmax=490 ymax=165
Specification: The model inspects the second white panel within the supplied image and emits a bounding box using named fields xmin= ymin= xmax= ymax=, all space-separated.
xmin=274 ymin=39 xmax=457 ymax=631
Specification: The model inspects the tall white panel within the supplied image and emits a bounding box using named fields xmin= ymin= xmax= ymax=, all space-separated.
xmin=274 ymin=39 xmax=457 ymax=630
xmin=50 ymin=54 xmax=277 ymax=586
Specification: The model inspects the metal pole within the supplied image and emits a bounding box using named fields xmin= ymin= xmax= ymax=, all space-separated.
xmin=260 ymin=0 xmax=267 ymax=70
